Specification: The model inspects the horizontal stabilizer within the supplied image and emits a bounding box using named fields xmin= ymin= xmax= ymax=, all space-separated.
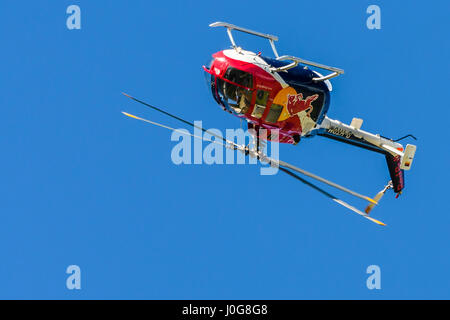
xmin=401 ymin=144 xmax=416 ymax=170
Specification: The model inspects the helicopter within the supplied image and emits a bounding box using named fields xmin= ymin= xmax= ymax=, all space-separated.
xmin=122 ymin=22 xmax=417 ymax=226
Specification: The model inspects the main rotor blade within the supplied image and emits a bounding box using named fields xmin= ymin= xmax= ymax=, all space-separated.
xmin=122 ymin=111 xmax=227 ymax=147
xmin=122 ymin=93 xmax=377 ymax=207
xmin=278 ymin=167 xmax=386 ymax=226
xmin=122 ymin=92 xmax=232 ymax=146
xmin=121 ymin=111 xmax=384 ymax=225
xmin=272 ymin=159 xmax=378 ymax=205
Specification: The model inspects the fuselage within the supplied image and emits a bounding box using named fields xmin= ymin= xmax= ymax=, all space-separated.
xmin=204 ymin=49 xmax=332 ymax=144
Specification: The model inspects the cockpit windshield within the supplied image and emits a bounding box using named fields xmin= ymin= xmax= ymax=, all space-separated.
xmin=214 ymin=67 xmax=253 ymax=115
xmin=217 ymin=78 xmax=252 ymax=114
xmin=224 ymin=67 xmax=253 ymax=88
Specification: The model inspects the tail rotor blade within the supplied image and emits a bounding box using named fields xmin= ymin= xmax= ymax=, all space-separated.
xmin=365 ymin=181 xmax=393 ymax=214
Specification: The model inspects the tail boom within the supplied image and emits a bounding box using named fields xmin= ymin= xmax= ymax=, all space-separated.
xmin=315 ymin=116 xmax=416 ymax=195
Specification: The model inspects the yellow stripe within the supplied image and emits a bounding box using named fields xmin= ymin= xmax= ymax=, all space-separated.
xmin=366 ymin=216 xmax=387 ymax=226
xmin=365 ymin=196 xmax=378 ymax=205
xmin=122 ymin=111 xmax=142 ymax=120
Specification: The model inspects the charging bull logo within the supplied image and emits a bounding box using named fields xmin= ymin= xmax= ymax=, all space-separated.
xmin=286 ymin=93 xmax=319 ymax=133
xmin=287 ymin=93 xmax=319 ymax=115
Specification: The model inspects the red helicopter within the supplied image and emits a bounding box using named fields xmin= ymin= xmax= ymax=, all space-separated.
xmin=122 ymin=22 xmax=417 ymax=226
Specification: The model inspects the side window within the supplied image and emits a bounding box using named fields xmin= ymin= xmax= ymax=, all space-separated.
xmin=265 ymin=103 xmax=283 ymax=123
xmin=252 ymin=90 xmax=269 ymax=119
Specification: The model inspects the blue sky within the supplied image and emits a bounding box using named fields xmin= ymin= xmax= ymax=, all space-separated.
xmin=0 ymin=0 xmax=449 ymax=299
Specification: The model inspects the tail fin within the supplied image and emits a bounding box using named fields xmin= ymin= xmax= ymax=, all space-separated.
xmin=385 ymin=154 xmax=405 ymax=195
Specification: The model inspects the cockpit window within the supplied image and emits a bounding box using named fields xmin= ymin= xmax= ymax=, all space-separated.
xmin=224 ymin=67 xmax=253 ymax=89
xmin=217 ymin=77 xmax=252 ymax=114
xmin=252 ymin=90 xmax=269 ymax=119
xmin=205 ymin=66 xmax=254 ymax=115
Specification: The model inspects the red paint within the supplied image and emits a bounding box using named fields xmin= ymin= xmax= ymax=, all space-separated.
xmin=209 ymin=50 xmax=308 ymax=144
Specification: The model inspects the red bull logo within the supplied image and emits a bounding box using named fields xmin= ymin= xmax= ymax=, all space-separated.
xmin=287 ymin=93 xmax=319 ymax=115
